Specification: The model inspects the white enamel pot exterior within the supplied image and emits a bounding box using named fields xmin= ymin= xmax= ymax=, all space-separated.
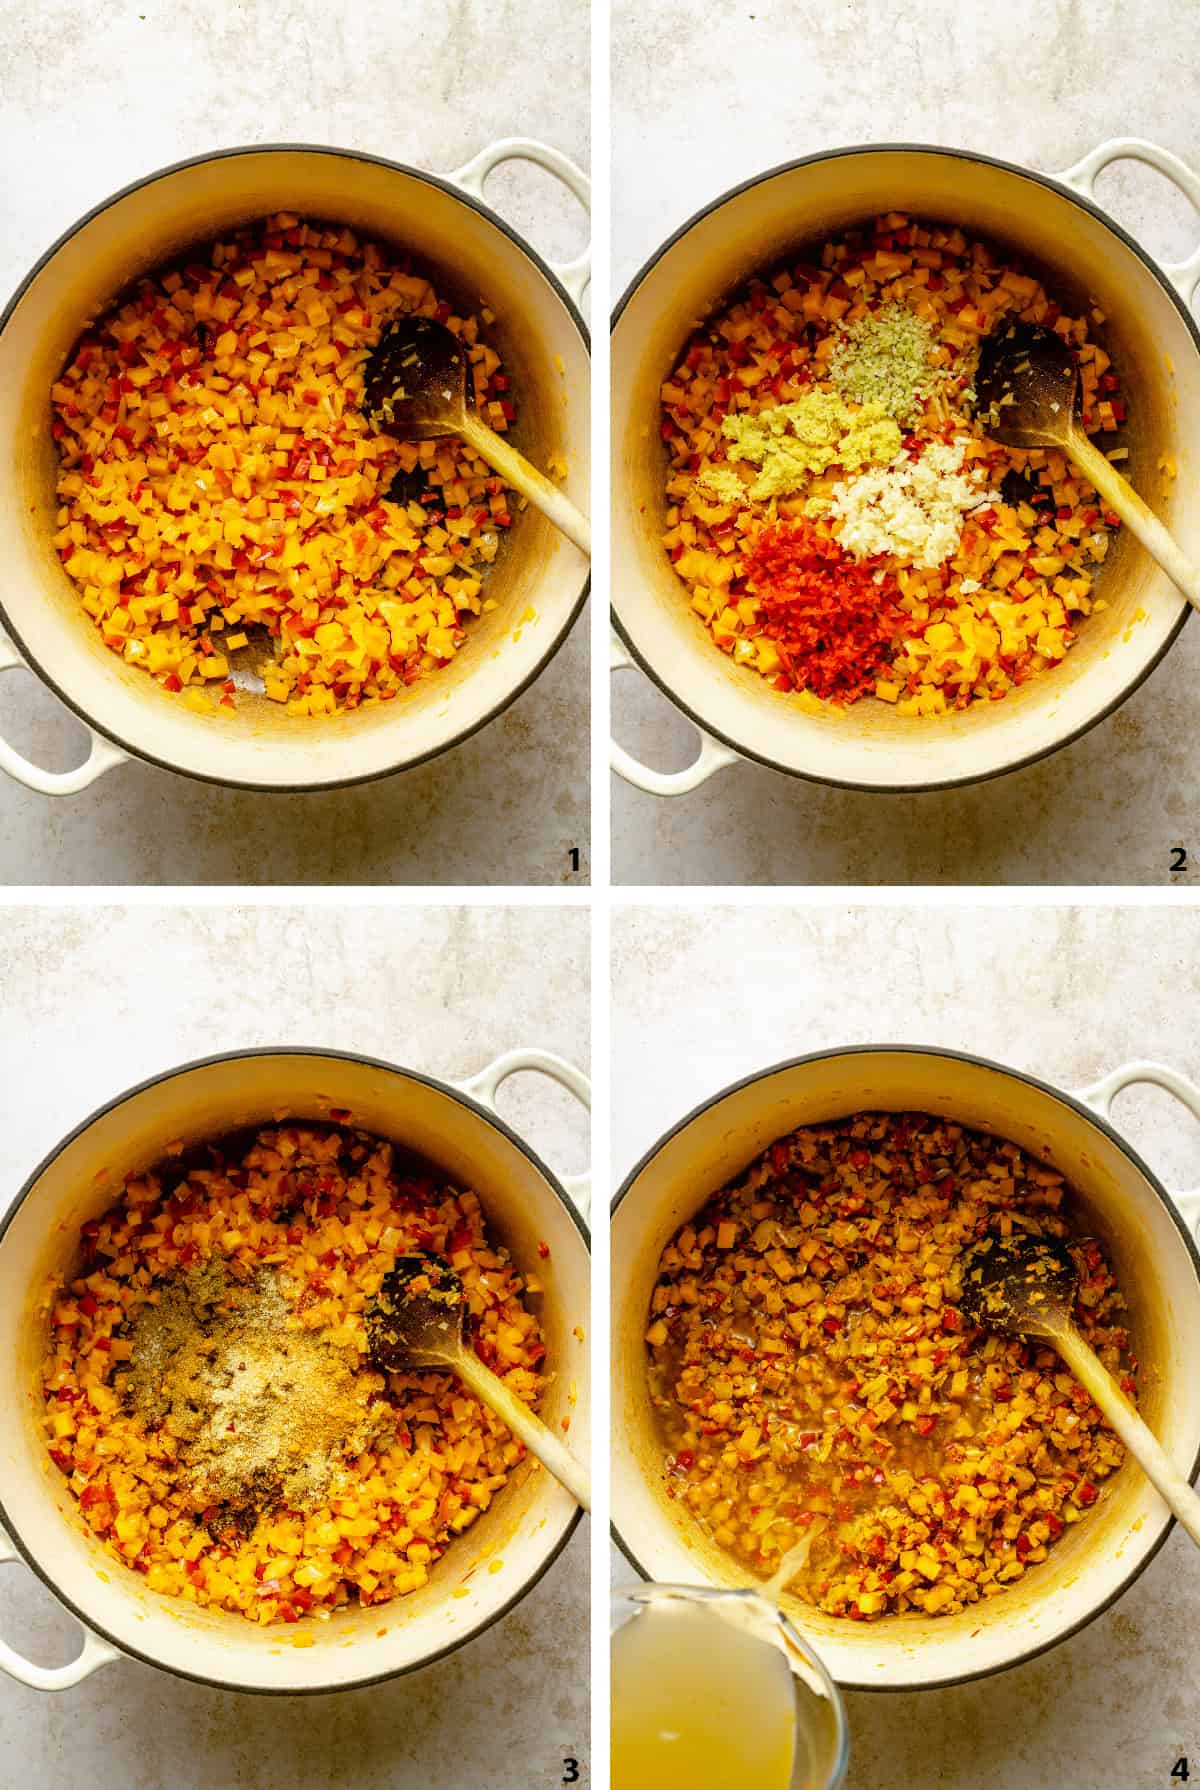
xmin=611 ymin=139 xmax=1200 ymax=796
xmin=0 ymin=140 xmax=590 ymax=794
xmin=0 ymin=1045 xmax=590 ymax=1693
xmin=611 ymin=1047 xmax=1200 ymax=1690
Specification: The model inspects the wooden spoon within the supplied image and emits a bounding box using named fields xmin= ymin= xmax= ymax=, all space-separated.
xmin=220 ymin=621 xmax=277 ymax=695
xmin=366 ymin=1253 xmax=590 ymax=1511
xmin=975 ymin=320 xmax=1200 ymax=608
xmin=363 ymin=316 xmax=591 ymax=556
xmin=960 ymin=1231 xmax=1200 ymax=1547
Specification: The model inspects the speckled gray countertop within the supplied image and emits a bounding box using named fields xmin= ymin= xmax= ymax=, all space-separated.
xmin=612 ymin=0 xmax=1200 ymax=886
xmin=611 ymin=902 xmax=1200 ymax=1790
xmin=0 ymin=902 xmax=591 ymax=1789
xmin=0 ymin=0 xmax=590 ymax=887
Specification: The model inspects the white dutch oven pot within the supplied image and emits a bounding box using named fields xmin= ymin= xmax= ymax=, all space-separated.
xmin=0 ymin=1045 xmax=590 ymax=1693
xmin=611 ymin=1047 xmax=1200 ymax=1689
xmin=0 ymin=140 xmax=590 ymax=794
xmin=611 ymin=140 xmax=1200 ymax=796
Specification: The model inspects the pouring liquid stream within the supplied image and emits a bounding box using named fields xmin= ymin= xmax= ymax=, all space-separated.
xmin=611 ymin=1524 xmax=834 ymax=1790
xmin=763 ymin=1519 xmax=826 ymax=1602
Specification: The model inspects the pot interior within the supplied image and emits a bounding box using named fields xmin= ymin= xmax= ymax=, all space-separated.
xmin=0 ymin=149 xmax=589 ymax=787
xmin=612 ymin=148 xmax=1197 ymax=787
xmin=0 ymin=1052 xmax=588 ymax=1691
xmin=611 ymin=1049 xmax=1200 ymax=1688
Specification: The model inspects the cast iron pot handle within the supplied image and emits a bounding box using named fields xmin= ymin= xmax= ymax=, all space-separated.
xmin=610 ymin=634 xmax=740 ymax=797
xmin=0 ymin=635 xmax=128 ymax=796
xmin=459 ymin=1048 xmax=590 ymax=1216
xmin=1077 ymin=1059 xmax=1200 ymax=1239
xmin=0 ymin=1526 xmax=121 ymax=1689
xmin=1056 ymin=137 xmax=1200 ymax=305
xmin=451 ymin=138 xmax=591 ymax=307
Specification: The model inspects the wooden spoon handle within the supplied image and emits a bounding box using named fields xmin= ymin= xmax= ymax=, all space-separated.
xmin=1055 ymin=1323 xmax=1200 ymax=1548
xmin=1068 ymin=430 xmax=1200 ymax=609
xmin=459 ymin=410 xmax=591 ymax=557
xmin=453 ymin=1345 xmax=591 ymax=1512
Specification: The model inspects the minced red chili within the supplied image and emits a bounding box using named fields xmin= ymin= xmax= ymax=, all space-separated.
xmin=742 ymin=519 xmax=902 ymax=704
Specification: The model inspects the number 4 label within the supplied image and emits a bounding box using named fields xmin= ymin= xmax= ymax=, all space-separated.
xmin=1171 ymin=1760 xmax=1190 ymax=1782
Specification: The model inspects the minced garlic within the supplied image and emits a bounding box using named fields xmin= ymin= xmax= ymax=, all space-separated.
xmin=823 ymin=440 xmax=997 ymax=569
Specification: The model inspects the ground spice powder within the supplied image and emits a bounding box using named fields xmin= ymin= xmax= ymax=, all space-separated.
xmin=124 ymin=1264 xmax=391 ymax=1526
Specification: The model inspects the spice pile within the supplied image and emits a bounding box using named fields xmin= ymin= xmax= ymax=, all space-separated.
xmin=124 ymin=1264 xmax=389 ymax=1524
xmin=51 ymin=214 xmax=519 ymax=717
xmin=41 ymin=1123 xmax=547 ymax=1627
xmin=661 ymin=214 xmax=1126 ymax=714
xmin=646 ymin=1112 xmax=1132 ymax=1620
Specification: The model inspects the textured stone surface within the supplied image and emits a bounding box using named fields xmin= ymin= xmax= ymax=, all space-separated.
xmin=612 ymin=0 xmax=1200 ymax=886
xmin=0 ymin=0 xmax=590 ymax=886
xmin=611 ymin=903 xmax=1200 ymax=1789
xmin=0 ymin=902 xmax=590 ymax=1787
